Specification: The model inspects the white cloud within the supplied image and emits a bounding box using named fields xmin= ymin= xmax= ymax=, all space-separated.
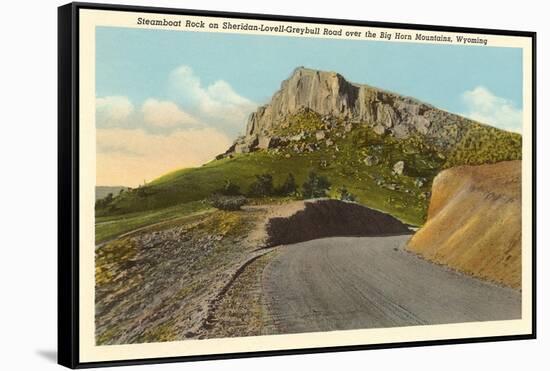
xmin=96 ymin=96 xmax=134 ymax=127
xmin=141 ymin=99 xmax=198 ymax=128
xmin=95 ymin=67 xmax=257 ymax=185
xmin=461 ymin=86 xmax=522 ymax=133
xmin=169 ymin=65 xmax=257 ymax=134
xmin=96 ymin=127 xmax=231 ymax=187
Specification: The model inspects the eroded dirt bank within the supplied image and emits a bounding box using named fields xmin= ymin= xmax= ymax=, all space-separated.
xmin=407 ymin=161 xmax=522 ymax=288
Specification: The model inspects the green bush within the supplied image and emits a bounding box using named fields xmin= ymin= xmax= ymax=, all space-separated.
xmin=248 ymin=173 xmax=275 ymax=197
xmin=95 ymin=193 xmax=114 ymax=210
xmin=302 ymin=171 xmax=331 ymax=199
xmin=277 ymin=173 xmax=298 ymax=196
xmin=338 ymin=186 xmax=357 ymax=202
xmin=444 ymin=123 xmax=522 ymax=168
xmin=216 ymin=180 xmax=242 ymax=196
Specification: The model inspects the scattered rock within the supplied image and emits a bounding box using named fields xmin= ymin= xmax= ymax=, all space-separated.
xmin=315 ymin=130 xmax=326 ymax=141
xmin=234 ymin=143 xmax=251 ymax=154
xmin=290 ymin=132 xmax=305 ymax=142
xmin=258 ymin=136 xmax=272 ymax=149
xmin=413 ymin=116 xmax=430 ymax=135
xmin=393 ymin=161 xmax=405 ymax=175
xmin=364 ymin=155 xmax=379 ymax=166
xmin=373 ymin=124 xmax=386 ymax=135
xmin=414 ymin=178 xmax=426 ymax=188
xmin=392 ymin=125 xmax=410 ymax=139
xmin=326 ymin=139 xmax=334 ymax=147
xmin=234 ymin=135 xmax=259 ymax=154
xmin=344 ymin=123 xmax=353 ymax=132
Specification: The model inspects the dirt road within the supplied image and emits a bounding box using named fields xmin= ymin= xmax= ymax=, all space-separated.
xmin=262 ymin=236 xmax=521 ymax=333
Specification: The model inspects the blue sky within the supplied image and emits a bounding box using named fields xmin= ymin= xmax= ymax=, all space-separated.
xmin=97 ymin=27 xmax=522 ymax=118
xmin=95 ymin=26 xmax=523 ymax=186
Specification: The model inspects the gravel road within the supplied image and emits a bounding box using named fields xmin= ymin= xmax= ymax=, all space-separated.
xmin=262 ymin=236 xmax=521 ymax=333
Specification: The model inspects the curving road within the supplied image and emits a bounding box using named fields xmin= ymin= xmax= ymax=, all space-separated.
xmin=262 ymin=236 xmax=521 ymax=334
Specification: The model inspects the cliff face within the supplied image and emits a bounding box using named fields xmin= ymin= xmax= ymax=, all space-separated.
xmin=407 ymin=161 xmax=522 ymax=288
xmin=245 ymin=68 xmax=364 ymax=135
xmin=228 ymin=67 xmax=477 ymax=155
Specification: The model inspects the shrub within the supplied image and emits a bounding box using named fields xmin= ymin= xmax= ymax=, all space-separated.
xmin=95 ymin=193 xmax=113 ymax=209
xmin=338 ymin=186 xmax=357 ymax=202
xmin=302 ymin=171 xmax=331 ymax=199
xmin=248 ymin=173 xmax=275 ymax=197
xmin=209 ymin=195 xmax=247 ymax=211
xmin=444 ymin=123 xmax=522 ymax=168
xmin=217 ymin=180 xmax=242 ymax=196
xmin=277 ymin=173 xmax=297 ymax=196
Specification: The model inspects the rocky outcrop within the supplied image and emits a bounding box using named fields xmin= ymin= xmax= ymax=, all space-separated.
xmin=225 ymin=67 xmax=477 ymax=155
xmin=393 ymin=161 xmax=405 ymax=175
xmin=407 ymin=161 xmax=522 ymax=288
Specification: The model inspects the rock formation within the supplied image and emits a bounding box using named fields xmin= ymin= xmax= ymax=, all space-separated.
xmin=224 ymin=67 xmax=480 ymax=156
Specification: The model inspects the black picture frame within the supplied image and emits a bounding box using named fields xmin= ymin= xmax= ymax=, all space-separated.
xmin=58 ymin=2 xmax=537 ymax=368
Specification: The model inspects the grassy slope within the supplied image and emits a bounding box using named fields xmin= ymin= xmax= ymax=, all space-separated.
xmin=444 ymin=122 xmax=522 ymax=168
xmin=95 ymin=201 xmax=210 ymax=244
xmin=97 ymin=111 xmax=522 ymax=229
xmin=96 ymin=186 xmax=127 ymax=201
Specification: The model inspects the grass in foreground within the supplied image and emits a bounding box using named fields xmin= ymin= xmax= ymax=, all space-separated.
xmin=95 ymin=200 xmax=210 ymax=244
xmin=95 ymin=208 xmax=263 ymax=344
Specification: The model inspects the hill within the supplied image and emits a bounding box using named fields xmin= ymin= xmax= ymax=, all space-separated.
xmin=96 ymin=186 xmax=128 ymax=201
xmin=96 ymin=67 xmax=521 ymax=226
xmin=407 ymin=161 xmax=522 ymax=288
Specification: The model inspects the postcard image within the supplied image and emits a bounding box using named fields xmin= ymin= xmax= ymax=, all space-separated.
xmin=68 ymin=7 xmax=535 ymax=364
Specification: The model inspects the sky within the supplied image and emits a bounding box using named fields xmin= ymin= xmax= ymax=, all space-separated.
xmin=96 ymin=26 xmax=523 ymax=187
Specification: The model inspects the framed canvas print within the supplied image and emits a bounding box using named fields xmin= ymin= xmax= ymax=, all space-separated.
xmin=58 ymin=2 xmax=536 ymax=368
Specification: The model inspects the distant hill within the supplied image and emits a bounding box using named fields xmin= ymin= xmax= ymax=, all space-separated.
xmin=96 ymin=186 xmax=128 ymax=201
xmin=96 ymin=67 xmax=521 ymax=226
xmin=407 ymin=161 xmax=521 ymax=288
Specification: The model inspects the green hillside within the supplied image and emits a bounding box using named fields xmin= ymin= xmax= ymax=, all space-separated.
xmin=95 ymin=186 xmax=128 ymax=201
xmin=96 ymin=111 xmax=522 ymax=228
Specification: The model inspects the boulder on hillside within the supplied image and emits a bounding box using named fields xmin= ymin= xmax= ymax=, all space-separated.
xmin=290 ymin=132 xmax=305 ymax=142
xmin=373 ymin=124 xmax=386 ymax=135
xmin=364 ymin=155 xmax=379 ymax=166
xmin=393 ymin=161 xmax=405 ymax=175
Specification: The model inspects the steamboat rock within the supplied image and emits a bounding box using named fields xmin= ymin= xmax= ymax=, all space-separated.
xmin=225 ymin=67 xmax=482 ymax=155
